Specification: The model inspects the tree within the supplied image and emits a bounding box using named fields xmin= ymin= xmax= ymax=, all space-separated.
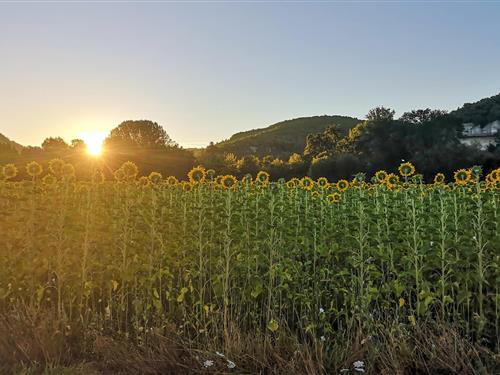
xmin=366 ymin=106 xmax=395 ymax=122
xmin=71 ymin=139 xmax=86 ymax=151
xmin=400 ymin=109 xmax=447 ymax=125
xmin=105 ymin=120 xmax=177 ymax=149
xmin=304 ymin=125 xmax=343 ymax=158
xmin=42 ymin=137 xmax=69 ymax=152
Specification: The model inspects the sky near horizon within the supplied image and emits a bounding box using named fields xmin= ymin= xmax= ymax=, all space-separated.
xmin=1 ymin=2 xmax=499 ymax=148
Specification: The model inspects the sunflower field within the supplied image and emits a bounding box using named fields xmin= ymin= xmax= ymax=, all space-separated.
xmin=0 ymin=160 xmax=499 ymax=374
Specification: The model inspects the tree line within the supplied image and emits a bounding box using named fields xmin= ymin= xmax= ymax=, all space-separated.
xmin=1 ymin=109 xmax=500 ymax=182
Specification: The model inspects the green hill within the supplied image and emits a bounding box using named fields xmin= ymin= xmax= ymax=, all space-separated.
xmin=0 ymin=133 xmax=23 ymax=153
xmin=216 ymin=115 xmax=360 ymax=158
xmin=451 ymin=92 xmax=500 ymax=125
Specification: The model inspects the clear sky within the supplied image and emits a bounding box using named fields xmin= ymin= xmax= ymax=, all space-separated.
xmin=1 ymin=1 xmax=499 ymax=148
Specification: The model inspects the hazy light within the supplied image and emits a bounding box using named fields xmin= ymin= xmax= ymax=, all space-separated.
xmin=80 ymin=131 xmax=107 ymax=156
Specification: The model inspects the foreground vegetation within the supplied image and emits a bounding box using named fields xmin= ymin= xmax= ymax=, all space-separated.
xmin=0 ymin=160 xmax=499 ymax=374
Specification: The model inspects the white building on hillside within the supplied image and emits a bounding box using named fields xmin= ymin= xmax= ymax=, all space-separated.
xmin=460 ymin=120 xmax=500 ymax=150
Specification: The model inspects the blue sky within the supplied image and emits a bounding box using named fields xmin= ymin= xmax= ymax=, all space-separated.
xmin=0 ymin=1 xmax=499 ymax=147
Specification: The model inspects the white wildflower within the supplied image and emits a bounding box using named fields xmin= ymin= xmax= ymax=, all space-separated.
xmin=227 ymin=360 xmax=236 ymax=369
xmin=320 ymin=335 xmax=326 ymax=342
xmin=203 ymin=359 xmax=214 ymax=368
xmin=215 ymin=351 xmax=225 ymax=357
xmin=319 ymin=307 xmax=325 ymax=313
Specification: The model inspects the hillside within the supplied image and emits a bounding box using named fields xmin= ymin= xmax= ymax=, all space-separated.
xmin=451 ymin=92 xmax=500 ymax=125
xmin=0 ymin=133 xmax=23 ymax=153
xmin=216 ymin=115 xmax=360 ymax=158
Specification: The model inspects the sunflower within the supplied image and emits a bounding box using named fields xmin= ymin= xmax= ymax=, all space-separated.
xmin=336 ymin=179 xmax=349 ymax=192
xmin=433 ymin=173 xmax=445 ymax=185
xmin=206 ymin=169 xmax=216 ymax=181
xmin=182 ymin=181 xmax=193 ymax=192
xmin=188 ymin=166 xmax=206 ymax=184
xmin=114 ymin=168 xmax=126 ymax=182
xmin=42 ymin=174 xmax=57 ymax=186
xmin=286 ymin=178 xmax=299 ymax=189
xmin=311 ymin=191 xmax=320 ymax=199
xmin=398 ymin=162 xmax=416 ymax=177
xmin=256 ymin=171 xmax=270 ymax=185
xmin=300 ymin=176 xmax=314 ymax=190
xmin=327 ymin=192 xmax=341 ymax=203
xmin=2 ymin=164 xmax=18 ymax=180
xmin=166 ymin=176 xmax=179 ymax=186
xmin=220 ymin=175 xmax=238 ymax=189
xmin=316 ymin=177 xmax=329 ymax=189
xmin=26 ymin=161 xmax=43 ymax=178
xmin=49 ymin=159 xmax=65 ymax=176
xmin=138 ymin=176 xmax=150 ymax=186
xmin=454 ymin=168 xmax=472 ymax=186
xmin=241 ymin=174 xmax=253 ymax=185
xmin=385 ymin=173 xmax=400 ymax=188
xmin=375 ymin=170 xmax=388 ymax=183
xmin=121 ymin=161 xmax=139 ymax=180
xmin=148 ymin=172 xmax=162 ymax=184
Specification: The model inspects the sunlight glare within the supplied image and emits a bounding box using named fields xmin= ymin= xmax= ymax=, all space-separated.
xmin=80 ymin=131 xmax=107 ymax=156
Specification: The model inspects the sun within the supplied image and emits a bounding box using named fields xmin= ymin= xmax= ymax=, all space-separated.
xmin=80 ymin=131 xmax=107 ymax=156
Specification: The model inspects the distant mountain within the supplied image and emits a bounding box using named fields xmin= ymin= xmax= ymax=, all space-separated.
xmin=216 ymin=115 xmax=360 ymax=158
xmin=0 ymin=133 xmax=23 ymax=153
xmin=451 ymin=93 xmax=500 ymax=126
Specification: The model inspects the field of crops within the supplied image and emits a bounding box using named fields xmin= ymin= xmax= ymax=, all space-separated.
xmin=0 ymin=160 xmax=499 ymax=374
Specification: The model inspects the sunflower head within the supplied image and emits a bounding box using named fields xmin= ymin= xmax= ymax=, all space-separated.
xmin=354 ymin=173 xmax=366 ymax=184
xmin=121 ymin=161 xmax=139 ymax=181
xmin=398 ymin=162 xmax=416 ymax=177
xmin=454 ymin=168 xmax=472 ymax=186
xmin=300 ymin=176 xmax=314 ymax=190
xmin=188 ymin=166 xmax=206 ymax=184
xmin=433 ymin=173 xmax=445 ymax=185
xmin=221 ymin=175 xmax=238 ymax=189
xmin=256 ymin=171 xmax=270 ymax=185
xmin=311 ymin=191 xmax=320 ymax=199
xmin=2 ymin=164 xmax=18 ymax=180
xmin=327 ymin=192 xmax=341 ymax=204
xmin=336 ymin=179 xmax=349 ymax=192
xmin=148 ymin=172 xmax=162 ymax=184
xmin=26 ymin=161 xmax=43 ymax=178
xmin=166 ymin=176 xmax=179 ymax=186
xmin=375 ymin=170 xmax=388 ymax=183
xmin=47 ymin=159 xmax=64 ymax=176
xmin=471 ymin=165 xmax=482 ymax=179
xmin=138 ymin=176 xmax=150 ymax=186
xmin=114 ymin=168 xmax=126 ymax=182
xmin=62 ymin=163 xmax=75 ymax=178
xmin=385 ymin=173 xmax=400 ymax=188
xmin=42 ymin=174 xmax=57 ymax=186
xmin=316 ymin=177 xmax=329 ymax=189
xmin=286 ymin=178 xmax=299 ymax=189
xmin=182 ymin=181 xmax=193 ymax=192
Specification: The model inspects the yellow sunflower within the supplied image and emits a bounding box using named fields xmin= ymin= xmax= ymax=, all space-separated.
xmin=286 ymin=178 xmax=299 ymax=189
xmin=300 ymin=176 xmax=314 ymax=190
xmin=2 ymin=164 xmax=18 ymax=180
xmin=121 ymin=161 xmax=139 ymax=181
xmin=316 ymin=177 xmax=329 ymax=189
xmin=398 ymin=162 xmax=416 ymax=177
xmin=48 ymin=159 xmax=65 ymax=176
xmin=42 ymin=174 xmax=57 ymax=186
xmin=311 ymin=191 xmax=320 ymax=199
xmin=166 ymin=176 xmax=179 ymax=186
xmin=327 ymin=192 xmax=341 ymax=203
xmin=26 ymin=161 xmax=43 ymax=178
xmin=385 ymin=173 xmax=400 ymax=188
xmin=148 ymin=171 xmax=162 ymax=184
xmin=256 ymin=171 xmax=270 ymax=185
xmin=336 ymin=179 xmax=349 ymax=192
xmin=182 ymin=181 xmax=193 ymax=192
xmin=433 ymin=173 xmax=445 ymax=185
xmin=454 ymin=168 xmax=472 ymax=186
xmin=220 ymin=175 xmax=238 ymax=189
xmin=188 ymin=166 xmax=206 ymax=184
xmin=375 ymin=170 xmax=388 ymax=183
xmin=138 ymin=176 xmax=150 ymax=186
